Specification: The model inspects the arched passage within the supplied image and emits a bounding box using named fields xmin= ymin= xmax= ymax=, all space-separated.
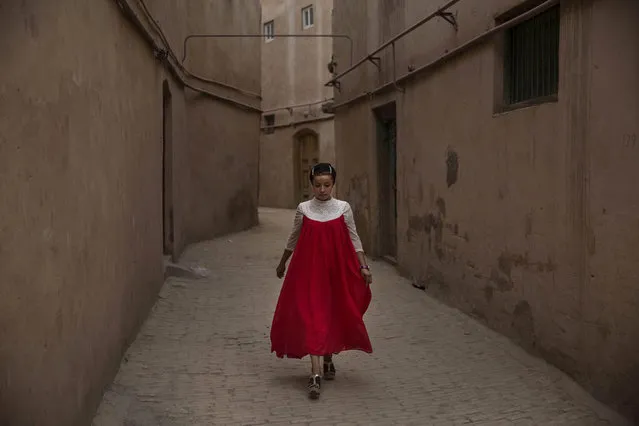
xmin=293 ymin=129 xmax=319 ymax=203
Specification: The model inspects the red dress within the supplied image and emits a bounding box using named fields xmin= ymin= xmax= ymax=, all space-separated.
xmin=270 ymin=208 xmax=373 ymax=359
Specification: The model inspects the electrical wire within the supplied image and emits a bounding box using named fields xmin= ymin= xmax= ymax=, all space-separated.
xmin=112 ymin=0 xmax=261 ymax=112
xmin=135 ymin=0 xmax=262 ymax=100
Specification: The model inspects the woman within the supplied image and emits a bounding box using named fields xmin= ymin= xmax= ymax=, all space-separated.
xmin=270 ymin=162 xmax=373 ymax=400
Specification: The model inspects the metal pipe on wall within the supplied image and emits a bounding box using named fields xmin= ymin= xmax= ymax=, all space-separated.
xmin=331 ymin=0 xmax=560 ymax=110
xmin=262 ymin=98 xmax=334 ymax=114
xmin=260 ymin=115 xmax=334 ymax=131
xmin=122 ymin=0 xmax=263 ymax=109
xmin=325 ymin=0 xmax=464 ymax=88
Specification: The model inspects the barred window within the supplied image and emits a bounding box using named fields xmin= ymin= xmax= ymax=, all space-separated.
xmin=503 ymin=5 xmax=560 ymax=106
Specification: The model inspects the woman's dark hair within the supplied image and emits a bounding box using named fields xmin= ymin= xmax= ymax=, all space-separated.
xmin=309 ymin=162 xmax=337 ymax=183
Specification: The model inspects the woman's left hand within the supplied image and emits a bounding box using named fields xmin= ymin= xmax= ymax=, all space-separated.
xmin=360 ymin=268 xmax=373 ymax=285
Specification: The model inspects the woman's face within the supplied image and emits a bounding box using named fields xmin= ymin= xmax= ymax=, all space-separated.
xmin=312 ymin=174 xmax=334 ymax=201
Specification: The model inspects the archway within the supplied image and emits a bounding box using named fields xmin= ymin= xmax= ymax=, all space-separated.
xmin=293 ymin=129 xmax=319 ymax=203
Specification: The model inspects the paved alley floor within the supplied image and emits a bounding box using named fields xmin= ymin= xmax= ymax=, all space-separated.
xmin=93 ymin=208 xmax=628 ymax=426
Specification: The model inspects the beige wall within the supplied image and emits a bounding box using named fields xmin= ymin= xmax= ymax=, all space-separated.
xmin=259 ymin=0 xmax=336 ymax=207
xmin=332 ymin=0 xmax=639 ymax=421
xmin=0 ymin=1 xmax=260 ymax=425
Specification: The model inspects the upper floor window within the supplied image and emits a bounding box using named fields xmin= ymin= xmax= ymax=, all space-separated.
xmin=264 ymin=114 xmax=275 ymax=126
xmin=503 ymin=5 xmax=559 ymax=106
xmin=263 ymin=114 xmax=275 ymax=134
xmin=302 ymin=5 xmax=314 ymax=29
xmin=264 ymin=20 xmax=274 ymax=42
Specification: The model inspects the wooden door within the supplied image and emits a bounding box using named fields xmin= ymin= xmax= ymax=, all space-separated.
xmin=376 ymin=104 xmax=397 ymax=260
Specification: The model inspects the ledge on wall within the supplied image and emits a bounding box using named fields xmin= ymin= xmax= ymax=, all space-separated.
xmin=321 ymin=101 xmax=335 ymax=114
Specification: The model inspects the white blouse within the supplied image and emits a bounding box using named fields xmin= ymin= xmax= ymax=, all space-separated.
xmin=285 ymin=197 xmax=364 ymax=253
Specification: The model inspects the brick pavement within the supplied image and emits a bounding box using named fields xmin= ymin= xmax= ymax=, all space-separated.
xmin=93 ymin=208 xmax=630 ymax=426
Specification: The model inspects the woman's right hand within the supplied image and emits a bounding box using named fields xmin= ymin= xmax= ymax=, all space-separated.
xmin=276 ymin=262 xmax=286 ymax=279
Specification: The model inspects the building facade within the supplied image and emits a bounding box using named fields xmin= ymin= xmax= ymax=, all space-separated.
xmin=331 ymin=0 xmax=639 ymax=421
xmin=0 ymin=1 xmax=260 ymax=424
xmin=259 ymin=0 xmax=336 ymax=208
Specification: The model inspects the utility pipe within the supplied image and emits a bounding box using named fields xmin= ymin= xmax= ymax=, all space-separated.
xmin=262 ymin=98 xmax=334 ymax=114
xmin=114 ymin=0 xmax=261 ymax=112
xmin=325 ymin=0 xmax=463 ymax=87
xmin=134 ymin=0 xmax=263 ymax=102
xmin=332 ymin=0 xmax=559 ymax=110
xmin=261 ymin=115 xmax=334 ymax=131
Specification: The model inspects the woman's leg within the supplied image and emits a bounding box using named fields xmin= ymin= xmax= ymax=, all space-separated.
xmin=323 ymin=353 xmax=336 ymax=380
xmin=308 ymin=355 xmax=322 ymax=399
xmin=310 ymin=355 xmax=322 ymax=375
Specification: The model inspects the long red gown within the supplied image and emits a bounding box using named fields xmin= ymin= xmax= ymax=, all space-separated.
xmin=270 ymin=214 xmax=373 ymax=359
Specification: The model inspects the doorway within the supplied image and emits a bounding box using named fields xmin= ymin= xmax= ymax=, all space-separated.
xmin=162 ymin=81 xmax=174 ymax=258
xmin=374 ymin=103 xmax=397 ymax=261
xmin=295 ymin=131 xmax=319 ymax=203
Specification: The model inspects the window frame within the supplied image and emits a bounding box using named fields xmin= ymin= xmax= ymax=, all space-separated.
xmin=494 ymin=3 xmax=560 ymax=113
xmin=302 ymin=5 xmax=314 ymax=30
xmin=263 ymin=114 xmax=275 ymax=134
xmin=263 ymin=20 xmax=274 ymax=42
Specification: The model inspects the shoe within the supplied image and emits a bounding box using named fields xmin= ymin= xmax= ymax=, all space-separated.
xmin=308 ymin=374 xmax=321 ymax=399
xmin=323 ymin=360 xmax=336 ymax=380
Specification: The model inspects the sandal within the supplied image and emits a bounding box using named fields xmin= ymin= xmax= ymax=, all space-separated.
xmin=308 ymin=374 xmax=321 ymax=399
xmin=323 ymin=360 xmax=336 ymax=380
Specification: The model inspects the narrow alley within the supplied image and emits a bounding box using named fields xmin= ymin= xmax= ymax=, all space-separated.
xmin=3 ymin=1 xmax=638 ymax=425
xmin=92 ymin=209 xmax=624 ymax=426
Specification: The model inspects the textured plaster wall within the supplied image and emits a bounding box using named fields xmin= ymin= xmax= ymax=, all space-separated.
xmin=332 ymin=0 xmax=639 ymax=421
xmin=0 ymin=0 xmax=260 ymax=424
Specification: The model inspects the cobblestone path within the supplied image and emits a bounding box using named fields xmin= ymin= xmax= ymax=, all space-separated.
xmin=93 ymin=208 xmax=628 ymax=426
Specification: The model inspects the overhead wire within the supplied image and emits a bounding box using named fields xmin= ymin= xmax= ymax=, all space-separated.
xmin=112 ymin=0 xmax=261 ymax=112
xmin=135 ymin=0 xmax=262 ymax=100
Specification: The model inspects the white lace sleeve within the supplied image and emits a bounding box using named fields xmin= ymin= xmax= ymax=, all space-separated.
xmin=285 ymin=206 xmax=303 ymax=251
xmin=343 ymin=203 xmax=364 ymax=252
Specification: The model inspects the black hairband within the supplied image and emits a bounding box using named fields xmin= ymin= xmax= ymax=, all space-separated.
xmin=312 ymin=165 xmax=333 ymax=174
